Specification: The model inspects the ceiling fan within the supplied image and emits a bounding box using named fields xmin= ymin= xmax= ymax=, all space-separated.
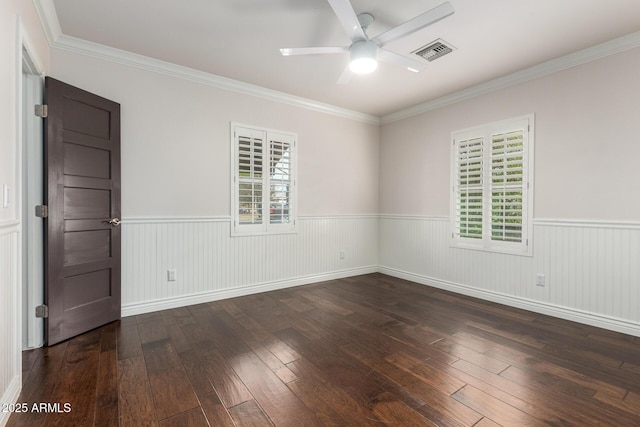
xmin=280 ymin=0 xmax=455 ymax=83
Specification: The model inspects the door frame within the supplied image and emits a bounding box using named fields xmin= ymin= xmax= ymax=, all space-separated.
xmin=19 ymin=21 xmax=45 ymax=349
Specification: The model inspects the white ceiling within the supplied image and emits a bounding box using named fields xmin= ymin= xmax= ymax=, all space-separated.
xmin=50 ymin=0 xmax=640 ymax=117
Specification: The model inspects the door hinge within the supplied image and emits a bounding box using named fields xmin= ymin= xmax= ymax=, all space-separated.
xmin=35 ymin=205 xmax=48 ymax=218
xmin=35 ymin=104 xmax=48 ymax=118
xmin=35 ymin=304 xmax=49 ymax=318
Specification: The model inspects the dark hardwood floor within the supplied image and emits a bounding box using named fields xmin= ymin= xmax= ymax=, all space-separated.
xmin=8 ymin=273 xmax=640 ymax=426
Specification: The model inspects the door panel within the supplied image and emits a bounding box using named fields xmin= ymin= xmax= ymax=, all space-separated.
xmin=63 ymin=270 xmax=112 ymax=310
xmin=62 ymin=97 xmax=111 ymax=137
xmin=64 ymin=188 xmax=111 ymax=219
xmin=64 ymin=230 xmax=111 ymax=265
xmin=64 ymin=143 xmax=111 ymax=178
xmin=44 ymin=77 xmax=121 ymax=345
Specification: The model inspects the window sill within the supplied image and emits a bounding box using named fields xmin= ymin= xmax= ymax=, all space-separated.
xmin=231 ymin=228 xmax=298 ymax=237
xmin=450 ymin=241 xmax=533 ymax=257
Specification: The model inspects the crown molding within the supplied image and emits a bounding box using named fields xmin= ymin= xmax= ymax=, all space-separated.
xmin=381 ymin=30 xmax=640 ymax=124
xmin=33 ymin=0 xmax=640 ymax=127
xmin=32 ymin=0 xmax=61 ymax=46
xmin=32 ymin=1 xmax=379 ymax=125
xmin=52 ymin=35 xmax=380 ymax=125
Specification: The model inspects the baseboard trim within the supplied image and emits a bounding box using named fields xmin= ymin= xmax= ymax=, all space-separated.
xmin=121 ymin=266 xmax=378 ymax=317
xmin=122 ymin=262 xmax=640 ymax=337
xmin=378 ymin=266 xmax=640 ymax=338
xmin=0 ymin=375 xmax=21 ymax=427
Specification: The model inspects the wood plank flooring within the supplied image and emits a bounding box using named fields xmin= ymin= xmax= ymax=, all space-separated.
xmin=8 ymin=273 xmax=640 ymax=426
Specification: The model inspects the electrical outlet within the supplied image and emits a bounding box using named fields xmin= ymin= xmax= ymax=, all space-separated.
xmin=339 ymin=250 xmax=345 ymax=260
xmin=167 ymin=269 xmax=177 ymax=282
xmin=535 ymin=273 xmax=545 ymax=287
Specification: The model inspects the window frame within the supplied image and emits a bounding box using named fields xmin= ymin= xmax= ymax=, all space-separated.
xmin=231 ymin=122 xmax=297 ymax=236
xmin=450 ymin=114 xmax=534 ymax=256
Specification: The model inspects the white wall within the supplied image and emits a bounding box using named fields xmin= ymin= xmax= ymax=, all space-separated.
xmin=120 ymin=216 xmax=378 ymax=315
xmin=50 ymin=49 xmax=380 ymax=219
xmin=0 ymin=2 xmax=50 ymax=425
xmin=379 ymin=47 xmax=640 ymax=336
xmin=50 ymin=48 xmax=380 ymax=313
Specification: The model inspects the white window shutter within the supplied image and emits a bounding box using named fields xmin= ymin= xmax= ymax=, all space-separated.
xmin=268 ymin=134 xmax=294 ymax=226
xmin=232 ymin=123 xmax=297 ymax=236
xmin=451 ymin=115 xmax=533 ymax=255
xmin=236 ymin=127 xmax=265 ymax=229
xmin=455 ymin=136 xmax=484 ymax=239
xmin=490 ymin=129 xmax=524 ymax=243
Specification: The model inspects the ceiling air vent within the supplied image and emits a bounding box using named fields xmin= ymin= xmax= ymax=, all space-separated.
xmin=413 ymin=39 xmax=455 ymax=62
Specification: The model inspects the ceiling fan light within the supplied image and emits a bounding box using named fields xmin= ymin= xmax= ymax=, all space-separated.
xmin=350 ymin=57 xmax=377 ymax=74
xmin=349 ymin=40 xmax=378 ymax=74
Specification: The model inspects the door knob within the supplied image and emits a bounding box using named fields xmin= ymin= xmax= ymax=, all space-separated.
xmin=108 ymin=218 xmax=121 ymax=226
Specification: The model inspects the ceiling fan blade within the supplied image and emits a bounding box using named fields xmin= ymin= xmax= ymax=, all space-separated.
xmin=336 ymin=65 xmax=353 ymax=84
xmin=378 ymin=49 xmax=428 ymax=72
xmin=372 ymin=1 xmax=454 ymax=47
xmin=280 ymin=47 xmax=349 ymax=56
xmin=326 ymin=0 xmax=366 ymax=41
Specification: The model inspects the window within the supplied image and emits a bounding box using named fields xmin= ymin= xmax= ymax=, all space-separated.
xmin=450 ymin=115 xmax=534 ymax=255
xmin=231 ymin=123 xmax=296 ymax=235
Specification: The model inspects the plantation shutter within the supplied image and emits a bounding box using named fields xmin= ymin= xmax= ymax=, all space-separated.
xmin=491 ymin=129 xmax=524 ymax=243
xmin=454 ymin=136 xmax=484 ymax=239
xmin=451 ymin=115 xmax=533 ymax=255
xmin=232 ymin=123 xmax=297 ymax=235
xmin=236 ymin=127 xmax=265 ymax=227
xmin=268 ymin=134 xmax=293 ymax=225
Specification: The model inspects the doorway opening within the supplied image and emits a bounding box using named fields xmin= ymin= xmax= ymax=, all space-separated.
xmin=21 ymin=44 xmax=44 ymax=349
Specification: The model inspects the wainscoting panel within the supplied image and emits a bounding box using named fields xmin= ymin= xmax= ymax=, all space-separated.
xmin=121 ymin=216 xmax=378 ymax=315
xmin=379 ymin=216 xmax=640 ymax=336
xmin=0 ymin=222 xmax=21 ymax=426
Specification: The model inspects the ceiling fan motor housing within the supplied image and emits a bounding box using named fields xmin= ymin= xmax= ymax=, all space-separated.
xmin=350 ymin=39 xmax=378 ymax=73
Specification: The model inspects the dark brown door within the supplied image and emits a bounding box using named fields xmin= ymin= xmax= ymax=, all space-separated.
xmin=44 ymin=77 xmax=121 ymax=346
